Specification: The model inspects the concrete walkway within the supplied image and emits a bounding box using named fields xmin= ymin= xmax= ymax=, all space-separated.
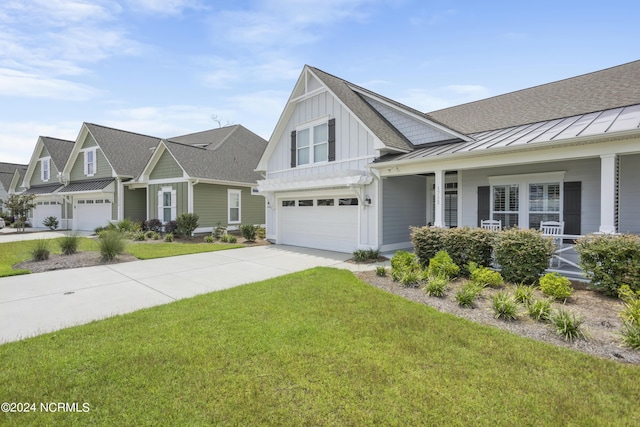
xmin=0 ymin=228 xmax=93 ymax=242
xmin=0 ymin=245 xmax=388 ymax=344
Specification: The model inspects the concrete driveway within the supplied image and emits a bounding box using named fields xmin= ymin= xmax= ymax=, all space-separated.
xmin=0 ymin=245 xmax=387 ymax=344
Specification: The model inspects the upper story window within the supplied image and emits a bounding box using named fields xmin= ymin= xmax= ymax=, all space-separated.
xmin=291 ymin=118 xmax=335 ymax=168
xmin=41 ymin=158 xmax=50 ymax=182
xmin=84 ymin=148 xmax=97 ymax=176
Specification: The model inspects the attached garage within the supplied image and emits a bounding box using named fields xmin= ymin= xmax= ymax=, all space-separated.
xmin=75 ymin=198 xmax=112 ymax=231
xmin=32 ymin=200 xmax=62 ymax=229
xmin=278 ymin=196 xmax=359 ymax=253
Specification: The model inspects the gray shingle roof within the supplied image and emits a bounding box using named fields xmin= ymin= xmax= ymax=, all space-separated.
xmin=427 ymin=60 xmax=640 ymax=134
xmin=40 ymin=137 xmax=74 ymax=171
xmin=58 ymin=178 xmax=114 ymax=193
xmin=0 ymin=163 xmax=27 ymax=190
xmin=164 ymin=125 xmax=267 ymax=183
xmin=168 ymin=126 xmax=239 ymax=149
xmin=307 ymin=66 xmax=415 ymax=152
xmin=85 ymin=123 xmax=161 ymax=177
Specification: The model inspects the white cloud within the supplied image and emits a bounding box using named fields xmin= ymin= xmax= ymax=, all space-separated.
xmin=0 ymin=121 xmax=80 ymax=164
xmin=0 ymin=68 xmax=99 ymax=100
xmin=398 ymin=85 xmax=491 ymax=112
xmin=126 ymin=0 xmax=205 ymax=15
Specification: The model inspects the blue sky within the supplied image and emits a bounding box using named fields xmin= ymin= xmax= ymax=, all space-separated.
xmin=1 ymin=0 xmax=639 ymax=164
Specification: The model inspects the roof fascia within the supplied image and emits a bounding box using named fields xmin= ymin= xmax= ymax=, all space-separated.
xmin=138 ymin=140 xmax=188 ymax=183
xmin=62 ymin=124 xmax=117 ymax=180
xmin=188 ymin=177 xmax=258 ymax=188
xmin=350 ymin=87 xmax=473 ymax=142
xmin=21 ymin=137 xmax=46 ymax=189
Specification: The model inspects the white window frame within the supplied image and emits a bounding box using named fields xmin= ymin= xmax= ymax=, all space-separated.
xmin=157 ymin=186 xmax=176 ymax=223
xmin=84 ymin=148 xmax=97 ymax=177
xmin=228 ymin=189 xmax=241 ymax=224
xmin=488 ymin=172 xmax=565 ymax=229
xmin=41 ymin=157 xmax=50 ymax=182
xmin=296 ymin=118 xmax=329 ymax=166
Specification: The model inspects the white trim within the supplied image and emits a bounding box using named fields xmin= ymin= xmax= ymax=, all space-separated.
xmin=599 ymin=154 xmax=617 ymax=233
xmin=158 ymin=186 xmax=177 ymax=222
xmin=83 ymin=147 xmax=97 ymax=177
xmin=148 ymin=177 xmax=189 ymax=185
xmin=40 ymin=157 xmax=51 ymax=182
xmin=289 ymin=88 xmax=327 ymax=104
xmin=267 ymin=155 xmax=376 ymax=175
xmin=488 ymin=171 xmax=566 ymax=185
xmin=228 ymin=189 xmax=241 ymax=224
xmin=294 ymin=115 xmax=330 ymax=131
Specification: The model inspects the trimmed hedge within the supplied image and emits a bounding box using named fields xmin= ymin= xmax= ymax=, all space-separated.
xmin=575 ymin=233 xmax=640 ymax=296
xmin=494 ymin=228 xmax=554 ymax=285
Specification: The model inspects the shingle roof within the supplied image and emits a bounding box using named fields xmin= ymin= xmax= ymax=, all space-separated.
xmin=427 ymin=60 xmax=640 ymax=134
xmin=58 ymin=178 xmax=114 ymax=193
xmin=168 ymin=126 xmax=239 ymax=149
xmin=164 ymin=125 xmax=267 ymax=183
xmin=0 ymin=163 xmax=27 ymax=190
xmin=84 ymin=123 xmax=161 ymax=177
xmin=307 ymin=66 xmax=415 ymax=152
xmin=40 ymin=137 xmax=74 ymax=171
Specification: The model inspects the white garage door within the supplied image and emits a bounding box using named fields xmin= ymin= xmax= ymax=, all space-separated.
xmin=278 ymin=196 xmax=359 ymax=253
xmin=75 ymin=198 xmax=112 ymax=231
xmin=32 ymin=201 xmax=62 ymax=229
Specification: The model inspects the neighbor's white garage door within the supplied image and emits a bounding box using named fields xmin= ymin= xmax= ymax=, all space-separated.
xmin=278 ymin=196 xmax=359 ymax=253
xmin=32 ymin=201 xmax=61 ymax=229
xmin=75 ymin=198 xmax=112 ymax=231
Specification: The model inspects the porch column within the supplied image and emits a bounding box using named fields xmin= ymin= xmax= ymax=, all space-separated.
xmin=599 ymin=154 xmax=617 ymax=233
xmin=433 ymin=170 xmax=446 ymax=228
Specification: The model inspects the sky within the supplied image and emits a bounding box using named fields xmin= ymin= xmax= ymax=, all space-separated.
xmin=1 ymin=0 xmax=639 ymax=164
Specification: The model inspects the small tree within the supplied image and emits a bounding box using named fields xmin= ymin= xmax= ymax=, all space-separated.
xmin=176 ymin=213 xmax=199 ymax=238
xmin=4 ymin=194 xmax=36 ymax=233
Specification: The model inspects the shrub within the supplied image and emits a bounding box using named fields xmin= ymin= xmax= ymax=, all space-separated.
xmin=31 ymin=239 xmax=50 ymax=261
xmin=353 ymin=248 xmax=381 ymax=263
xmin=99 ymin=230 xmax=126 ymax=262
xmin=42 ymin=216 xmax=59 ymax=230
xmin=204 ymin=235 xmax=215 ymax=243
xmin=424 ymin=275 xmax=448 ymax=297
xmin=59 ymin=232 xmax=80 ymax=255
xmin=398 ymin=269 xmax=422 ymax=288
xmin=144 ymin=230 xmax=155 ymax=239
xmin=620 ymin=322 xmax=640 ymax=350
xmin=151 ymin=232 xmax=160 ymax=240
xmin=513 ymin=283 xmax=534 ymax=305
xmin=390 ymin=251 xmax=421 ymax=282
xmin=550 ymin=308 xmax=587 ymax=341
xmin=94 ymin=223 xmax=116 ymax=235
xmin=527 ymin=298 xmax=553 ymax=322
xmin=575 ymin=233 xmax=640 ymax=296
xmin=226 ymin=234 xmax=237 ymax=243
xmin=455 ymin=282 xmax=482 ymax=308
xmin=410 ymin=226 xmax=446 ymax=265
xmin=468 ymin=262 xmax=503 ymax=288
xmin=213 ymin=222 xmax=227 ymax=239
xmin=164 ymin=233 xmax=174 ymax=243
xmin=116 ymin=218 xmax=139 ymax=233
xmin=132 ymin=230 xmax=146 ymax=241
xmin=143 ymin=218 xmax=163 ymax=233
xmin=375 ymin=266 xmax=387 ymax=277
xmin=257 ymin=226 xmax=266 ymax=240
xmin=240 ymin=224 xmax=258 ymax=242
xmin=442 ymin=227 xmax=495 ymax=276
xmin=494 ymin=228 xmax=554 ymax=285
xmin=539 ymin=273 xmax=573 ymax=301
xmin=164 ymin=220 xmax=178 ymax=235
xmin=492 ymin=292 xmax=519 ymax=320
xmin=427 ymin=250 xmax=459 ymax=279
xmin=618 ymin=285 xmax=640 ymax=325
xmin=176 ymin=213 xmax=199 ymax=237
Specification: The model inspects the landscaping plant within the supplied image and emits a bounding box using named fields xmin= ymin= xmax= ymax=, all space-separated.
xmin=550 ymin=308 xmax=587 ymax=342
xmin=99 ymin=230 xmax=127 ymax=262
xmin=427 ymin=250 xmax=459 ymax=280
xmin=424 ymin=274 xmax=448 ymax=297
xmin=576 ymin=233 xmax=640 ymax=295
xmin=204 ymin=235 xmax=215 ymax=243
xmin=375 ymin=266 xmax=387 ymax=277
xmin=143 ymin=218 xmax=163 ymax=233
xmin=164 ymin=232 xmax=174 ymax=242
xmin=513 ymin=283 xmax=534 ymax=305
xmin=59 ymin=232 xmax=80 ymax=255
xmin=539 ymin=272 xmax=573 ymax=301
xmin=527 ymin=298 xmax=553 ymax=322
xmin=618 ymin=285 xmax=640 ymax=349
xmin=42 ymin=216 xmax=59 ymax=230
xmin=240 ymin=224 xmax=258 ymax=242
xmin=30 ymin=239 xmax=51 ymax=261
xmin=390 ymin=250 xmax=421 ymax=282
xmin=468 ymin=262 xmax=503 ymax=288
xmin=176 ymin=213 xmax=199 ymax=238
xmin=455 ymin=282 xmax=482 ymax=308
xmin=492 ymin=292 xmax=520 ymax=320
xmin=494 ymin=228 xmax=554 ymax=284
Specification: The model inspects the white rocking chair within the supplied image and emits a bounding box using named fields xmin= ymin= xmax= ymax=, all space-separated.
xmin=480 ymin=219 xmax=502 ymax=231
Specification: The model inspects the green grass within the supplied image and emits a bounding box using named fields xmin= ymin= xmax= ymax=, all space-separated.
xmin=1 ymin=268 xmax=638 ymax=425
xmin=0 ymin=238 xmax=243 ymax=277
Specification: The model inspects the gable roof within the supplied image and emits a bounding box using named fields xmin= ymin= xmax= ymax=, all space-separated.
xmin=82 ymin=123 xmax=161 ymax=178
xmin=0 ymin=163 xmax=27 ymax=191
xmin=40 ymin=137 xmax=75 ymax=171
xmin=427 ymin=60 xmax=640 ymax=134
xmin=155 ymin=125 xmax=267 ymax=184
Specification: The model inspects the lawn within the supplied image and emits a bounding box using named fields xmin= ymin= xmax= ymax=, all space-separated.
xmin=0 ymin=237 xmax=243 ymax=277
xmin=1 ymin=268 xmax=638 ymax=426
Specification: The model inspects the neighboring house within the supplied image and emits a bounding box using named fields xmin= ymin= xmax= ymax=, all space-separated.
xmin=0 ymin=162 xmax=27 ymax=213
xmin=20 ymin=137 xmax=75 ymax=228
xmin=136 ymin=125 xmax=267 ymax=232
xmin=256 ymin=61 xmax=640 ymax=253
